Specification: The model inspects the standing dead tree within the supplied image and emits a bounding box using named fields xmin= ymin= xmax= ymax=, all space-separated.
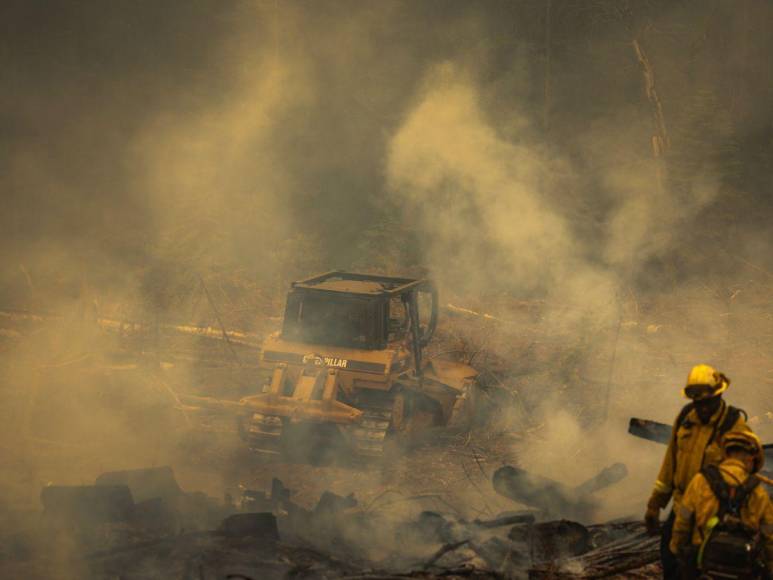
xmin=632 ymin=35 xmax=670 ymax=189
xmin=587 ymin=0 xmax=671 ymax=186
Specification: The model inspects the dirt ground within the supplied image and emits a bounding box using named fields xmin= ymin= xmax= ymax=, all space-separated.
xmin=182 ymin=427 xmax=522 ymax=522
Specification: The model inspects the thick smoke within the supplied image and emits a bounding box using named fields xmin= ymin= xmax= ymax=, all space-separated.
xmin=1 ymin=0 xmax=773 ymax=546
xmin=386 ymin=63 xmax=619 ymax=325
xmin=385 ymin=42 xmax=773 ymax=517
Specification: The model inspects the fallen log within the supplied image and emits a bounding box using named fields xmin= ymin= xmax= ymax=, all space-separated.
xmin=0 ymin=310 xmax=261 ymax=348
xmin=529 ymin=523 xmax=658 ymax=579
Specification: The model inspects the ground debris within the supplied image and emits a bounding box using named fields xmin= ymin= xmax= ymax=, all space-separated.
xmin=492 ymin=464 xmax=627 ymax=522
xmin=3 ymin=469 xmax=658 ymax=579
xmin=529 ymin=520 xmax=590 ymax=563
xmin=219 ymin=512 xmax=279 ymax=539
xmin=473 ymin=513 xmax=536 ymax=529
xmin=314 ymin=490 xmax=358 ymax=517
xmin=527 ymin=522 xmax=658 ymax=579
xmin=94 ymin=465 xmax=183 ymax=503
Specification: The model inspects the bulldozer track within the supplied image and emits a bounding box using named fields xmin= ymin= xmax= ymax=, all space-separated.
xmin=240 ymin=405 xmax=396 ymax=460
xmin=237 ymin=387 xmax=437 ymax=461
xmin=239 ymin=413 xmax=283 ymax=454
xmin=350 ymin=407 xmax=393 ymax=458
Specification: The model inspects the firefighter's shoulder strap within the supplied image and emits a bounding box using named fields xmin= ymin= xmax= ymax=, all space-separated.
xmin=675 ymin=402 xmax=695 ymax=430
xmin=702 ymin=464 xmax=760 ymax=518
xmin=717 ymin=406 xmax=747 ymax=438
xmin=737 ymin=474 xmax=761 ymax=507
xmin=674 ymin=403 xmax=749 ymax=437
xmin=674 ymin=403 xmax=746 ymax=433
xmin=703 ymin=464 xmax=730 ymax=508
xmin=708 ymin=405 xmax=747 ymax=450
xmin=671 ymin=404 xmax=747 ymax=473
xmin=671 ymin=403 xmax=695 ymax=472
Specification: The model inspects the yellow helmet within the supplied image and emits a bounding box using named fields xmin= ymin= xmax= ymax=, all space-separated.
xmin=722 ymin=431 xmax=764 ymax=472
xmin=682 ymin=364 xmax=729 ymax=400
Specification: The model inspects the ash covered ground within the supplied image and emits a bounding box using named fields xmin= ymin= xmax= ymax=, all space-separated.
xmin=1 ymin=285 xmax=772 ymax=578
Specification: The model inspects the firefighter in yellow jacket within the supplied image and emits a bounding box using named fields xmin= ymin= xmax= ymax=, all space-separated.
xmin=670 ymin=431 xmax=773 ymax=579
xmin=645 ymin=364 xmax=752 ymax=579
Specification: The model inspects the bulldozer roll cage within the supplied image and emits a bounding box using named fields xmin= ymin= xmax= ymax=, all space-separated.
xmin=280 ymin=271 xmax=438 ymax=354
xmin=292 ymin=271 xmax=430 ymax=295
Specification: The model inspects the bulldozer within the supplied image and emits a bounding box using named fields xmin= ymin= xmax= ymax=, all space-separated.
xmin=211 ymin=272 xmax=478 ymax=460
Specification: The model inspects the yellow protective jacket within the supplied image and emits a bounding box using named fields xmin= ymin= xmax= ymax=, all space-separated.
xmin=651 ymin=400 xmax=750 ymax=510
xmin=669 ymin=458 xmax=773 ymax=572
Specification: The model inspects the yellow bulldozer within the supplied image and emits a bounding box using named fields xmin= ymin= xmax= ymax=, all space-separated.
xmin=201 ymin=271 xmax=478 ymax=460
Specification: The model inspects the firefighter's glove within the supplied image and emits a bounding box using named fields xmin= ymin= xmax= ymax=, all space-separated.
xmin=645 ymin=492 xmax=669 ymax=536
xmin=644 ymin=505 xmax=660 ymax=535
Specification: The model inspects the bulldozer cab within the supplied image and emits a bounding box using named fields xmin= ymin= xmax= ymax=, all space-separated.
xmin=280 ymin=272 xmax=438 ymax=361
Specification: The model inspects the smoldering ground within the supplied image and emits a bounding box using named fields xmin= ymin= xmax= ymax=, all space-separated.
xmin=1 ymin=0 xmax=773 ymax=576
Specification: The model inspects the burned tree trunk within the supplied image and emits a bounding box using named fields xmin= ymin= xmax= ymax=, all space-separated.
xmin=632 ymin=37 xmax=669 ymax=189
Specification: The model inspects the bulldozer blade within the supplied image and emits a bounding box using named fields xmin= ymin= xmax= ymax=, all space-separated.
xmin=628 ymin=418 xmax=671 ymax=444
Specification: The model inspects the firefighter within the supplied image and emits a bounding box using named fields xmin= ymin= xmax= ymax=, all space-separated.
xmin=670 ymin=431 xmax=773 ymax=579
xmin=644 ymin=364 xmax=752 ymax=579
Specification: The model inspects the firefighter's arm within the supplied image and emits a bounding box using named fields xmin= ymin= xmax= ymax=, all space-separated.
xmin=645 ymin=423 xmax=677 ymax=534
xmin=670 ymin=476 xmax=699 ymax=555
xmin=649 ymin=422 xmax=677 ymax=506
